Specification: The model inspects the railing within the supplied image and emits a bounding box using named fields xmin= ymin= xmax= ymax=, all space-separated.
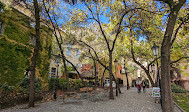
xmin=174 ymin=101 xmax=186 ymax=112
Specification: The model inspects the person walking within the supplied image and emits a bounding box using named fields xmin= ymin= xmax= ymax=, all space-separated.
xmin=136 ymin=77 xmax=142 ymax=93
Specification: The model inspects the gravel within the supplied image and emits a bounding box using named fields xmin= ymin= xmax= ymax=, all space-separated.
xmin=1 ymin=87 xmax=162 ymax=112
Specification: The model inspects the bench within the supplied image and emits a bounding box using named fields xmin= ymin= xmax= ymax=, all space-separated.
xmin=63 ymin=92 xmax=77 ymax=96
xmin=79 ymin=87 xmax=93 ymax=93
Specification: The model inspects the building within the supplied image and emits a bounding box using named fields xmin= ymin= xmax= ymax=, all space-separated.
xmin=49 ymin=42 xmax=82 ymax=79
xmin=0 ymin=0 xmax=52 ymax=86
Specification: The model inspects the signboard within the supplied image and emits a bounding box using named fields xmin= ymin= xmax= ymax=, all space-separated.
xmin=152 ymin=87 xmax=160 ymax=97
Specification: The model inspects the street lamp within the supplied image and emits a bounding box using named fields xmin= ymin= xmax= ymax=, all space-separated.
xmin=151 ymin=43 xmax=160 ymax=87
xmin=151 ymin=43 xmax=162 ymax=107
xmin=54 ymin=54 xmax=61 ymax=99
xmin=151 ymin=43 xmax=159 ymax=56
xmin=114 ymin=59 xmax=118 ymax=96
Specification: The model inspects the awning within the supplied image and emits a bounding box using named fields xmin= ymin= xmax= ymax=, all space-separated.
xmin=69 ymin=71 xmax=77 ymax=74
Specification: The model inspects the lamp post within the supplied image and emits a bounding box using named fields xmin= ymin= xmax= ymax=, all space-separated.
xmin=114 ymin=59 xmax=118 ymax=96
xmin=151 ymin=43 xmax=162 ymax=107
xmin=151 ymin=43 xmax=160 ymax=87
xmin=54 ymin=54 xmax=61 ymax=99
xmin=151 ymin=63 xmax=155 ymax=79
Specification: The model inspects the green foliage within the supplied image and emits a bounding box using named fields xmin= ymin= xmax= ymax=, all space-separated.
xmin=173 ymin=93 xmax=189 ymax=112
xmin=37 ymin=25 xmax=52 ymax=78
xmin=48 ymin=78 xmax=84 ymax=90
xmin=0 ymin=84 xmax=15 ymax=94
xmin=69 ymin=79 xmax=83 ymax=88
xmin=2 ymin=8 xmax=32 ymax=44
xmin=4 ymin=21 xmax=31 ymax=44
xmin=48 ymin=78 xmax=56 ymax=90
xmin=19 ymin=77 xmax=41 ymax=94
xmin=0 ymin=84 xmax=15 ymax=97
xmin=61 ymin=65 xmax=75 ymax=74
xmin=73 ymin=79 xmax=83 ymax=88
xmin=59 ymin=78 xmax=67 ymax=88
xmin=171 ymin=84 xmax=188 ymax=93
xmin=0 ymin=6 xmax=52 ymax=88
xmin=0 ymin=38 xmax=31 ymax=86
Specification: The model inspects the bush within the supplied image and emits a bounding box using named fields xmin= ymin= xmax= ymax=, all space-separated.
xmin=61 ymin=78 xmax=85 ymax=89
xmin=74 ymin=79 xmax=83 ymax=88
xmin=59 ymin=78 xmax=67 ymax=89
xmin=0 ymin=84 xmax=15 ymax=97
xmin=171 ymin=84 xmax=187 ymax=93
xmin=19 ymin=77 xmax=41 ymax=94
xmin=49 ymin=78 xmax=88 ymax=90
xmin=48 ymin=78 xmax=56 ymax=90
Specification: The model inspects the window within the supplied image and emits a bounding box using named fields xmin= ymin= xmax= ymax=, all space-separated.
xmin=51 ymin=67 xmax=56 ymax=78
xmin=76 ymin=49 xmax=79 ymax=58
xmin=67 ymin=44 xmax=71 ymax=56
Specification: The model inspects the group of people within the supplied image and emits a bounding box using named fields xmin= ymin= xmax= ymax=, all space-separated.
xmin=136 ymin=77 xmax=146 ymax=93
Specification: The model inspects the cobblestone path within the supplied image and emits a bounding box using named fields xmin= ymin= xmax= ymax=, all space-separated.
xmin=2 ymin=87 xmax=162 ymax=112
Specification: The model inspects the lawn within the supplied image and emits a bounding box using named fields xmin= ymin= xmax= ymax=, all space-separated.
xmin=173 ymin=93 xmax=189 ymax=112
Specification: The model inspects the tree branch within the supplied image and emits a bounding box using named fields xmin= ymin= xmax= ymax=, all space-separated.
xmin=84 ymin=2 xmax=110 ymax=51
xmin=170 ymin=57 xmax=189 ymax=64
xmin=147 ymin=56 xmax=161 ymax=71
xmin=171 ymin=16 xmax=189 ymax=46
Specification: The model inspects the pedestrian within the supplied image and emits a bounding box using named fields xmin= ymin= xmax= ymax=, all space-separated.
xmin=142 ymin=80 xmax=146 ymax=92
xmin=136 ymin=77 xmax=142 ymax=93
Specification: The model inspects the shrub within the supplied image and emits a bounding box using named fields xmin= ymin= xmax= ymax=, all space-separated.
xmin=48 ymin=78 xmax=56 ymax=90
xmin=0 ymin=84 xmax=15 ymax=97
xmin=171 ymin=84 xmax=187 ymax=93
xmin=74 ymin=79 xmax=83 ymax=88
xmin=60 ymin=78 xmax=85 ymax=89
xmin=49 ymin=78 xmax=88 ymax=90
xmin=19 ymin=77 xmax=41 ymax=94
xmin=59 ymin=78 xmax=67 ymax=89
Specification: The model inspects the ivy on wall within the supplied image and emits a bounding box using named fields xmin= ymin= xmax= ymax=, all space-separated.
xmin=0 ymin=2 xmax=52 ymax=87
xmin=0 ymin=37 xmax=31 ymax=86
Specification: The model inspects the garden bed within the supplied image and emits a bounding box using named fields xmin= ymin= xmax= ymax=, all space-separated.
xmin=0 ymin=91 xmax=53 ymax=109
xmin=173 ymin=93 xmax=189 ymax=112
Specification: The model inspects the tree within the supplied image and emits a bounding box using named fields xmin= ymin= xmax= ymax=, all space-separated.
xmin=28 ymin=0 xmax=41 ymax=107
xmin=68 ymin=0 xmax=144 ymax=99
xmin=42 ymin=0 xmax=85 ymax=89
xmin=157 ymin=0 xmax=186 ymax=111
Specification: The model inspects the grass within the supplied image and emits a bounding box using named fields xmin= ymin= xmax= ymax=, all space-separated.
xmin=173 ymin=93 xmax=189 ymax=112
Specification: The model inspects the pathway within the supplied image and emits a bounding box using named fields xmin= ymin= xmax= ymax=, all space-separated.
xmin=1 ymin=87 xmax=163 ymax=112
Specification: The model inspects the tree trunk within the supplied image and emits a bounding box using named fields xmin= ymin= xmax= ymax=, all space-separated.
xmin=125 ymin=71 xmax=130 ymax=90
xmin=112 ymin=74 xmax=122 ymax=94
xmin=160 ymin=1 xmax=186 ymax=111
xmin=101 ymin=68 xmax=106 ymax=87
xmin=123 ymin=60 xmax=130 ymax=89
xmin=29 ymin=0 xmax=40 ymax=107
xmin=94 ymin=59 xmax=97 ymax=87
xmin=60 ymin=51 xmax=70 ymax=91
xmin=109 ymin=51 xmax=114 ymax=99
xmin=161 ymin=44 xmax=174 ymax=112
